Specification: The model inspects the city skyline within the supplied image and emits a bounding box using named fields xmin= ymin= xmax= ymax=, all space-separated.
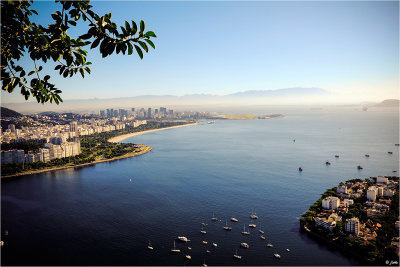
xmin=1 ymin=1 xmax=398 ymax=104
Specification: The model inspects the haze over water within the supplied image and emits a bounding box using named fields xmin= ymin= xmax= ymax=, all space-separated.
xmin=1 ymin=107 xmax=399 ymax=266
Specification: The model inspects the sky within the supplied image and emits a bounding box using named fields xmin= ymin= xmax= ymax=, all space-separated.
xmin=2 ymin=1 xmax=399 ymax=104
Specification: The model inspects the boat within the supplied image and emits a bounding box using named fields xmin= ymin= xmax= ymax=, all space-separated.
xmin=365 ymin=154 xmax=370 ymax=157
xmin=274 ymin=253 xmax=281 ymax=259
xmin=250 ymin=209 xmax=258 ymax=219
xmin=188 ymin=247 xmax=192 ymax=250
xmin=241 ymin=224 xmax=250 ymax=235
xmin=201 ymin=222 xmax=208 ymax=226
xmin=4 ymin=230 xmax=8 ymax=236
xmin=206 ymin=250 xmax=211 ymax=254
xmin=357 ymin=165 xmax=363 ymax=170
xmin=335 ymin=155 xmax=339 ymax=158
xmin=298 ymin=167 xmax=303 ymax=172
xmin=241 ymin=242 xmax=249 ymax=248
xmin=212 ymin=243 xmax=217 ymax=247
xmin=260 ymin=235 xmax=266 ymax=240
xmin=0 ymin=241 xmax=4 ymax=247
xmin=223 ymin=220 xmax=232 ymax=231
xmin=249 ymin=223 xmax=256 ymax=228
xmin=171 ymin=240 xmax=181 ymax=253
xmin=286 ymin=248 xmax=290 ymax=252
xmin=325 ymin=161 xmax=331 ymax=165
xmin=267 ymin=243 xmax=273 ymax=247
xmin=203 ymin=259 xmax=207 ymax=267
xmin=211 ymin=213 xmax=217 ymax=221
xmin=231 ymin=217 xmax=238 ymax=222
xmin=177 ymin=236 xmax=190 ymax=242
xmin=233 ymin=249 xmax=242 ymax=260
xmin=200 ymin=226 xmax=207 ymax=234
xmin=259 ymin=223 xmax=264 ymax=234
xmin=202 ymin=241 xmax=208 ymax=244
xmin=185 ymin=255 xmax=191 ymax=260
xmin=147 ymin=240 xmax=154 ymax=250
xmin=388 ymin=151 xmax=393 ymax=154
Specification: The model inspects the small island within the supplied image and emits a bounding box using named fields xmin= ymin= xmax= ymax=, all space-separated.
xmin=300 ymin=176 xmax=399 ymax=265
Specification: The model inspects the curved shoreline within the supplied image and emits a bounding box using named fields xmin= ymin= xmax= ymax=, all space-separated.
xmin=108 ymin=122 xmax=198 ymax=143
xmin=1 ymin=145 xmax=153 ymax=179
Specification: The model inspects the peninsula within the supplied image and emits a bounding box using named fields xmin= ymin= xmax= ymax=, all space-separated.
xmin=300 ymin=176 xmax=399 ymax=265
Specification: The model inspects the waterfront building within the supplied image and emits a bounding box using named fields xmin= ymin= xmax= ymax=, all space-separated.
xmin=376 ymin=176 xmax=388 ymax=184
xmin=367 ymin=186 xmax=378 ymax=201
xmin=321 ymin=196 xmax=340 ymax=210
xmin=315 ymin=217 xmax=336 ymax=231
xmin=345 ymin=217 xmax=360 ymax=236
xmin=1 ymin=149 xmax=25 ymax=164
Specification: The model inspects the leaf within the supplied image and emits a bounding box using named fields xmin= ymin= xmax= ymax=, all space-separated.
xmin=145 ymin=31 xmax=157 ymax=38
xmin=138 ymin=41 xmax=148 ymax=52
xmin=28 ymin=71 xmax=35 ymax=76
xmin=91 ymin=38 xmax=101 ymax=49
xmin=80 ymin=33 xmax=92 ymax=40
xmin=63 ymin=70 xmax=69 ymax=78
xmin=140 ymin=20 xmax=145 ymax=33
xmin=128 ymin=43 xmax=133 ymax=55
xmin=125 ymin=21 xmax=131 ymax=34
xmin=44 ymin=75 xmax=50 ymax=81
xmin=79 ymin=68 xmax=85 ymax=78
xmin=131 ymin=21 xmax=137 ymax=34
xmin=144 ymin=39 xmax=155 ymax=49
xmin=134 ymin=45 xmax=143 ymax=59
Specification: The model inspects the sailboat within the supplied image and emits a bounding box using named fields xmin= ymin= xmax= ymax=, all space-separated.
xmin=259 ymin=222 xmax=264 ymax=234
xmin=203 ymin=259 xmax=208 ymax=267
xmin=185 ymin=255 xmax=191 ymax=260
xmin=147 ymin=240 xmax=154 ymax=250
xmin=233 ymin=249 xmax=242 ymax=260
xmin=250 ymin=209 xmax=258 ymax=219
xmin=260 ymin=235 xmax=266 ymax=240
xmin=274 ymin=253 xmax=281 ymax=259
xmin=248 ymin=223 xmax=256 ymax=228
xmin=241 ymin=224 xmax=250 ymax=235
xmin=223 ymin=220 xmax=232 ymax=231
xmin=231 ymin=217 xmax=238 ymax=222
xmin=240 ymin=242 xmax=249 ymax=248
xmin=211 ymin=212 xmax=217 ymax=221
xmin=171 ymin=240 xmax=181 ymax=253
xmin=200 ymin=227 xmax=207 ymax=234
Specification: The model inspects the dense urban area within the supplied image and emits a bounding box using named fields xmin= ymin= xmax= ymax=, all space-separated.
xmin=0 ymin=107 xmax=210 ymax=175
xmin=300 ymin=176 xmax=399 ymax=264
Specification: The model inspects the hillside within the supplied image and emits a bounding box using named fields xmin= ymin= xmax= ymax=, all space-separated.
xmin=374 ymin=99 xmax=400 ymax=107
xmin=1 ymin=107 xmax=23 ymax=118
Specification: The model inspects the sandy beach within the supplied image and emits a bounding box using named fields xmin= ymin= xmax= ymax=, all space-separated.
xmin=108 ymin=122 xmax=198 ymax=143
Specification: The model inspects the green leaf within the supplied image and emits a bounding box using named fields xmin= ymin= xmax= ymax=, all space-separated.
xmin=125 ymin=21 xmax=131 ymax=34
xmin=134 ymin=45 xmax=143 ymax=59
xmin=28 ymin=71 xmax=35 ymax=76
xmin=131 ymin=21 xmax=137 ymax=34
xmin=79 ymin=68 xmax=85 ymax=78
xmin=138 ymin=41 xmax=148 ymax=52
xmin=145 ymin=31 xmax=157 ymax=38
xmin=140 ymin=20 xmax=145 ymax=33
xmin=63 ymin=70 xmax=69 ymax=78
xmin=80 ymin=33 xmax=92 ymax=40
xmin=144 ymin=39 xmax=155 ymax=49
xmin=128 ymin=43 xmax=133 ymax=55
xmin=44 ymin=75 xmax=50 ymax=81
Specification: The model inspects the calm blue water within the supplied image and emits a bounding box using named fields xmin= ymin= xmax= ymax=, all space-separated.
xmin=1 ymin=107 xmax=399 ymax=266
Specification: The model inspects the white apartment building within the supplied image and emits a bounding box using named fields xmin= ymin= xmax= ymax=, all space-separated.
xmin=367 ymin=186 xmax=378 ymax=201
xmin=376 ymin=176 xmax=388 ymax=184
xmin=343 ymin=199 xmax=354 ymax=207
xmin=345 ymin=217 xmax=360 ymax=236
xmin=322 ymin=196 xmax=341 ymax=210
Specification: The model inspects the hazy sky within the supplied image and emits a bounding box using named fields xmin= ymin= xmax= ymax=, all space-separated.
xmin=2 ymin=1 xmax=399 ymax=104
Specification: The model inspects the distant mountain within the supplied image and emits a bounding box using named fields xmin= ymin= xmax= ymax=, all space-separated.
xmin=226 ymin=87 xmax=329 ymax=97
xmin=38 ymin=111 xmax=59 ymax=116
xmin=374 ymin=99 xmax=400 ymax=107
xmin=1 ymin=107 xmax=23 ymax=118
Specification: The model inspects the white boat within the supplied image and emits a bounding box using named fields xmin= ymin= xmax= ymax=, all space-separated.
xmin=260 ymin=235 xmax=266 ymax=240
xmin=203 ymin=259 xmax=207 ymax=267
xmin=231 ymin=217 xmax=238 ymax=222
xmin=177 ymin=236 xmax=190 ymax=242
xmin=259 ymin=223 xmax=264 ymax=234
xmin=241 ymin=242 xmax=249 ymax=248
xmin=201 ymin=222 xmax=208 ymax=226
xmin=147 ymin=240 xmax=154 ymax=250
xmin=188 ymin=247 xmax=192 ymax=250
xmin=206 ymin=250 xmax=211 ymax=254
xmin=286 ymin=248 xmax=290 ymax=252
xmin=241 ymin=224 xmax=250 ymax=235
xmin=0 ymin=241 xmax=4 ymax=247
xmin=171 ymin=240 xmax=181 ymax=253
xmin=250 ymin=209 xmax=258 ymax=219
xmin=212 ymin=243 xmax=217 ymax=247
xmin=249 ymin=223 xmax=256 ymax=228
xmin=185 ymin=255 xmax=191 ymax=260
xmin=200 ymin=230 xmax=207 ymax=234
xmin=211 ymin=213 xmax=217 ymax=221
xmin=274 ymin=253 xmax=281 ymax=259
xmin=223 ymin=220 xmax=232 ymax=231
xmin=233 ymin=249 xmax=242 ymax=260
xmin=267 ymin=243 xmax=273 ymax=247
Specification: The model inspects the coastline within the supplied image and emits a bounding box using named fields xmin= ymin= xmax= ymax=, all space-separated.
xmin=108 ymin=122 xmax=198 ymax=143
xmin=1 ymin=145 xmax=152 ymax=179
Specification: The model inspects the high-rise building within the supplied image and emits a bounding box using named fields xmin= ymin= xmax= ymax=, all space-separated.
xmin=8 ymin=124 xmax=16 ymax=133
xmin=100 ymin=110 xmax=105 ymax=117
xmin=154 ymin=109 xmax=159 ymax=114
xmin=345 ymin=218 xmax=360 ymax=236
xmin=70 ymin=121 xmax=77 ymax=133
xmin=131 ymin=108 xmax=135 ymax=112
xmin=367 ymin=186 xmax=378 ymax=201
xmin=147 ymin=108 xmax=152 ymax=118
xmin=322 ymin=196 xmax=340 ymax=210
